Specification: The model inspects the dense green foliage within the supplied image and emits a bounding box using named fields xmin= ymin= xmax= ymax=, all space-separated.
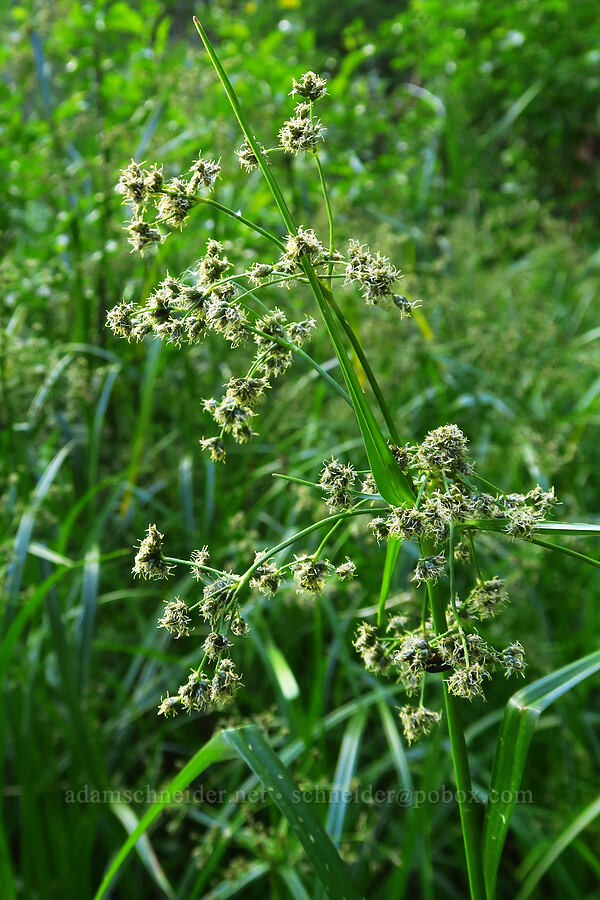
xmin=2 ymin=1 xmax=600 ymax=898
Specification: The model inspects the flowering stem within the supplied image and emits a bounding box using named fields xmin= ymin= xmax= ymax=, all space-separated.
xmin=313 ymin=148 xmax=335 ymax=280
xmin=426 ymin=570 xmax=485 ymax=900
xmin=195 ymin=197 xmax=286 ymax=250
xmin=241 ymin=322 xmax=352 ymax=407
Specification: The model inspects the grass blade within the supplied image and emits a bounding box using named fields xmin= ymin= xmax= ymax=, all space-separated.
xmin=483 ymin=649 xmax=600 ymax=899
xmin=516 ymin=794 xmax=600 ymax=900
xmin=111 ymin=802 xmax=176 ymax=900
xmin=222 ymin=725 xmax=359 ymax=900
xmin=93 ymin=732 xmax=234 ymax=899
xmin=325 ymin=709 xmax=367 ymax=846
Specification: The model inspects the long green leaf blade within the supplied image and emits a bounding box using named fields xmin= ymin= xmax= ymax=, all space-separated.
xmin=222 ymin=725 xmax=359 ymax=900
xmin=483 ymin=649 xmax=600 ymax=899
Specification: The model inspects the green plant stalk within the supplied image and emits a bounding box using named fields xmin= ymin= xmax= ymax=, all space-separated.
xmin=193 ymin=18 xmax=413 ymax=496
xmin=425 ymin=559 xmax=485 ymax=900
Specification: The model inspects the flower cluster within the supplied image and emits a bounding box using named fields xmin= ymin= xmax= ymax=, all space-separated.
xmin=132 ymin=524 xmax=174 ymax=580
xmin=319 ymin=456 xmax=357 ymax=510
xmin=116 ymin=153 xmax=220 ymax=253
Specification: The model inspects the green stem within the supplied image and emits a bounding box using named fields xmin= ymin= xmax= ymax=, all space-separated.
xmin=426 ymin=570 xmax=485 ymax=900
xmin=197 ymin=197 xmax=286 ymax=250
xmin=314 ymin=150 xmax=334 ymax=280
xmin=242 ymin=322 xmax=352 ymax=407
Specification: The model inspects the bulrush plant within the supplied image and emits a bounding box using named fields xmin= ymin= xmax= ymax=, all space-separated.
xmin=105 ymin=19 xmax=600 ymax=900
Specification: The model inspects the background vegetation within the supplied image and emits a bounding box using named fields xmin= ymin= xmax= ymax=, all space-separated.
xmin=2 ymin=0 xmax=599 ymax=897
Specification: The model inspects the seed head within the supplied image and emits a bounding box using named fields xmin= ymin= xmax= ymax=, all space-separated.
xmin=236 ymin=138 xmax=268 ymax=173
xmin=116 ymin=160 xmax=147 ymax=208
xmin=411 ymin=553 xmax=446 ymax=586
xmin=447 ymin=662 xmax=491 ymax=700
xmin=398 ymin=706 xmax=442 ymax=745
xmin=345 ymin=240 xmax=400 ymax=306
xmin=203 ymin=631 xmax=233 ymax=660
xmin=290 ymin=71 xmax=327 ymax=102
xmin=178 ymin=670 xmax=211 ymax=713
xmin=132 ymin=524 xmax=173 ymax=580
xmin=157 ymin=693 xmax=180 ymax=718
xmin=336 ymin=558 xmax=357 ymax=581
xmin=279 ymin=102 xmax=324 ymax=155
xmin=188 ymin=153 xmax=221 ymax=192
xmin=158 ymin=597 xmax=192 ymax=638
xmin=249 ymin=552 xmax=281 ymax=595
xmin=125 ymin=218 xmax=164 ymax=254
xmin=210 ymin=658 xmax=242 ymax=704
xmin=157 ymin=178 xmax=195 ymax=228
xmin=199 ymin=436 xmax=226 ymax=462
xmin=415 ymin=425 xmax=472 ymax=477
xmin=501 ymin=641 xmax=526 ymax=677
xmin=466 ymin=577 xmax=508 ymax=619
xmin=106 ymin=300 xmax=138 ymax=340
xmin=190 ymin=546 xmax=210 ymax=579
xmin=291 ymin=555 xmax=332 ymax=594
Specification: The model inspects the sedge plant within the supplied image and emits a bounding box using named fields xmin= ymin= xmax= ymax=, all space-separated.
xmin=105 ymin=19 xmax=600 ymax=900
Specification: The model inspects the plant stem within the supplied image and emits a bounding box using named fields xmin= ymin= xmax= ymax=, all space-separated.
xmin=425 ymin=565 xmax=485 ymax=900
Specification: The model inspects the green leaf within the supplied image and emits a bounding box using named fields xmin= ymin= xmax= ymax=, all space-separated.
xmin=325 ymin=710 xmax=367 ymax=846
xmin=93 ymin=732 xmax=234 ymax=900
xmin=111 ymin=803 xmax=176 ymax=900
xmin=223 ymin=726 xmax=359 ymax=900
xmin=516 ymin=793 xmax=600 ymax=900
xmin=377 ymin=535 xmax=402 ymax=626
xmin=483 ymin=649 xmax=600 ymax=899
xmin=94 ymin=725 xmax=358 ymax=900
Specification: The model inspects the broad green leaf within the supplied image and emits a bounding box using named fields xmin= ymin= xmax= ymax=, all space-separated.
xmin=483 ymin=649 xmax=600 ymax=899
xmin=516 ymin=794 xmax=600 ymax=899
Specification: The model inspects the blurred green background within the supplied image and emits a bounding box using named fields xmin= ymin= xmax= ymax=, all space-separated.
xmin=2 ymin=0 xmax=600 ymax=897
